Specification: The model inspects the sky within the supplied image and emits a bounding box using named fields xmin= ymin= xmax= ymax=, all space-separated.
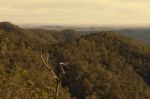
xmin=0 ymin=0 xmax=150 ymax=26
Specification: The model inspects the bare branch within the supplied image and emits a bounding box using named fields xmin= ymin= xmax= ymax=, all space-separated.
xmin=55 ymin=81 xmax=60 ymax=99
xmin=40 ymin=53 xmax=58 ymax=79
xmin=40 ymin=53 xmax=70 ymax=99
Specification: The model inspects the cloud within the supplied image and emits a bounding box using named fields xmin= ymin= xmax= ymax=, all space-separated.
xmin=0 ymin=0 xmax=150 ymax=25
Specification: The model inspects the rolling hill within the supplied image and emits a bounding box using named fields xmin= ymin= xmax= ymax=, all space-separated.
xmin=49 ymin=32 xmax=150 ymax=99
xmin=21 ymin=24 xmax=150 ymax=45
xmin=0 ymin=22 xmax=150 ymax=99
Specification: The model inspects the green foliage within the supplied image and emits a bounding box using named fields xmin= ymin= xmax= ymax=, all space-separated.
xmin=0 ymin=22 xmax=150 ymax=99
xmin=0 ymin=22 xmax=72 ymax=99
xmin=49 ymin=32 xmax=150 ymax=99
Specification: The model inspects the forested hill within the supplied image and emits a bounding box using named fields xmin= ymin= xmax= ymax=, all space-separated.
xmin=0 ymin=22 xmax=81 ymax=99
xmin=49 ymin=32 xmax=150 ymax=99
xmin=0 ymin=22 xmax=150 ymax=99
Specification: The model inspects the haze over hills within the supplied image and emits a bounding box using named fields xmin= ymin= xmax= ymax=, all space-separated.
xmin=114 ymin=28 xmax=150 ymax=45
xmin=20 ymin=24 xmax=150 ymax=45
xmin=0 ymin=22 xmax=150 ymax=99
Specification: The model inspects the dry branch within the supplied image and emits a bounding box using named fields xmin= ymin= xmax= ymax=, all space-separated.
xmin=40 ymin=53 xmax=58 ymax=79
xmin=40 ymin=53 xmax=61 ymax=99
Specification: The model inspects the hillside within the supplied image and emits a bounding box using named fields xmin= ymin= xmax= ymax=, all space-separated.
xmin=0 ymin=22 xmax=80 ymax=99
xmin=49 ymin=32 xmax=150 ymax=99
xmin=0 ymin=22 xmax=150 ymax=99
xmin=0 ymin=22 xmax=20 ymax=32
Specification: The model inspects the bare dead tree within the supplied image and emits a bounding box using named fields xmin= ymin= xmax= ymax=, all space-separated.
xmin=40 ymin=53 xmax=69 ymax=99
xmin=41 ymin=53 xmax=59 ymax=99
xmin=41 ymin=53 xmax=58 ymax=79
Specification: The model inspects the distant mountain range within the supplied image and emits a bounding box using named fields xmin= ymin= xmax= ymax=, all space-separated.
xmin=114 ymin=28 xmax=150 ymax=45
xmin=21 ymin=24 xmax=150 ymax=45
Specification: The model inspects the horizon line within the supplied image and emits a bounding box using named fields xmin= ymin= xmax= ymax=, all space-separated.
xmin=1 ymin=21 xmax=150 ymax=28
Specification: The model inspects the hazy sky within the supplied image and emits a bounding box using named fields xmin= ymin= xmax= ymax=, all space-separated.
xmin=0 ymin=0 xmax=150 ymax=25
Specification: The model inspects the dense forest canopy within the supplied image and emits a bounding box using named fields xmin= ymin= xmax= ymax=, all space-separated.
xmin=0 ymin=22 xmax=150 ymax=99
